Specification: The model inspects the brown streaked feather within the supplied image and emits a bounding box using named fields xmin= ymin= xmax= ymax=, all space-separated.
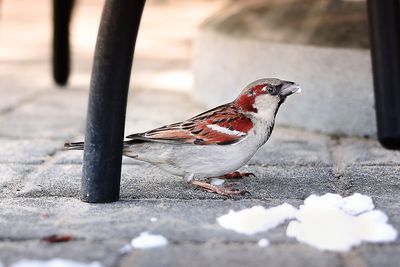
xmin=125 ymin=103 xmax=253 ymax=146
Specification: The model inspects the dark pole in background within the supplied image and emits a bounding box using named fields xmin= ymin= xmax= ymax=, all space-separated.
xmin=82 ymin=0 xmax=146 ymax=203
xmin=52 ymin=0 xmax=74 ymax=86
xmin=367 ymin=0 xmax=400 ymax=149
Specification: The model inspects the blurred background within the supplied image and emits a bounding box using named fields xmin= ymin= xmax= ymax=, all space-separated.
xmin=0 ymin=0 xmax=373 ymax=139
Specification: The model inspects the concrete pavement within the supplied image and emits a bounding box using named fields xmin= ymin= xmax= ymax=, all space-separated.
xmin=0 ymin=0 xmax=399 ymax=266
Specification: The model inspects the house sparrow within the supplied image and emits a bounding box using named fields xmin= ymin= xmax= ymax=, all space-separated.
xmin=65 ymin=78 xmax=301 ymax=196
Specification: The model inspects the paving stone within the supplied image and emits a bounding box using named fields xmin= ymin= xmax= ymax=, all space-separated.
xmin=0 ymin=164 xmax=35 ymax=197
xmin=0 ymin=138 xmax=61 ymax=164
xmin=0 ymin=85 xmax=44 ymax=114
xmin=343 ymin=166 xmax=400 ymax=200
xmin=0 ymin=89 xmax=88 ymax=140
xmin=371 ymin=198 xmax=400 ymax=243
xmin=0 ymin=198 xmax=299 ymax=244
xmin=120 ymin=243 xmax=343 ymax=267
xmin=358 ymin=245 xmax=400 ymax=267
xmin=18 ymin=164 xmax=83 ymax=198
xmin=241 ymin=165 xmax=336 ymax=200
xmin=251 ymin=127 xmax=331 ymax=167
xmin=0 ymin=240 xmax=122 ymax=267
xmin=0 ymin=198 xmax=303 ymax=267
xmin=1 ymin=196 xmax=398 ymax=267
xmin=54 ymin=149 xmax=84 ymax=165
xmin=341 ymin=138 xmax=400 ymax=166
xmin=18 ymin=162 xmax=336 ymax=200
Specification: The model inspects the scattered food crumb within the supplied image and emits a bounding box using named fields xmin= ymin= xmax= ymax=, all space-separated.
xmin=41 ymin=234 xmax=72 ymax=243
xmin=217 ymin=203 xmax=297 ymax=235
xmin=11 ymin=259 xmax=102 ymax=267
xmin=342 ymin=193 xmax=374 ymax=215
xmin=286 ymin=193 xmax=398 ymax=252
xmin=257 ymin=238 xmax=270 ymax=247
xmin=216 ymin=193 xmax=397 ymax=252
xmin=131 ymin=232 xmax=168 ymax=249
xmin=150 ymin=217 xmax=158 ymax=222
xmin=210 ymin=178 xmax=225 ymax=186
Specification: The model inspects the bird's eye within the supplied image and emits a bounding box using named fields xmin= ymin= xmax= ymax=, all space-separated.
xmin=268 ymin=87 xmax=274 ymax=94
xmin=248 ymin=90 xmax=254 ymax=96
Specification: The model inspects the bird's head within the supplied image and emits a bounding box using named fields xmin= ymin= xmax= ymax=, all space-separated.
xmin=234 ymin=78 xmax=301 ymax=120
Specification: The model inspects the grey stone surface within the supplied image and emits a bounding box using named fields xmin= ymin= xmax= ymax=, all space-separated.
xmin=120 ymin=165 xmax=336 ymax=200
xmin=0 ymin=138 xmax=61 ymax=164
xmin=341 ymin=138 xmax=400 ymax=166
xmin=17 ymin=162 xmax=336 ymax=201
xmin=3 ymin=197 xmax=398 ymax=267
xmin=0 ymin=86 xmax=46 ymax=115
xmin=0 ymin=164 xmax=35 ymax=197
xmin=0 ymin=89 xmax=88 ymax=140
xmin=193 ymin=1 xmax=375 ymax=137
xmin=209 ymin=0 xmax=369 ymax=49
xmin=251 ymin=127 xmax=331 ymax=167
xmin=372 ymin=198 xmax=400 ymax=239
xmin=0 ymin=241 xmax=122 ymax=267
xmin=18 ymin=164 xmax=83 ymax=198
xmin=0 ymin=85 xmax=397 ymax=267
xmin=343 ymin=166 xmax=400 ymax=201
xmin=0 ymin=0 xmax=399 ymax=266
xmin=358 ymin=246 xmax=400 ymax=267
xmin=120 ymin=243 xmax=343 ymax=267
xmin=0 ymin=194 xmax=399 ymax=267
xmin=0 ymin=198 xmax=300 ymax=244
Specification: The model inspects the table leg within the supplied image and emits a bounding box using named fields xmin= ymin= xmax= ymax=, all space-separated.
xmin=367 ymin=0 xmax=400 ymax=149
xmin=81 ymin=0 xmax=146 ymax=203
xmin=52 ymin=0 xmax=74 ymax=86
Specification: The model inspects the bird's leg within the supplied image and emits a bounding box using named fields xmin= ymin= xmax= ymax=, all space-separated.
xmin=221 ymin=171 xmax=256 ymax=179
xmin=190 ymin=180 xmax=250 ymax=197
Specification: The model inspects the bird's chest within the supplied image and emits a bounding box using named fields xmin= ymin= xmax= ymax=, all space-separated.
xmin=243 ymin=120 xmax=274 ymax=149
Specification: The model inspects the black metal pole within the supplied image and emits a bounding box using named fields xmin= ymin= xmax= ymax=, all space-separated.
xmin=82 ymin=0 xmax=146 ymax=203
xmin=367 ymin=0 xmax=400 ymax=149
xmin=52 ymin=0 xmax=74 ymax=86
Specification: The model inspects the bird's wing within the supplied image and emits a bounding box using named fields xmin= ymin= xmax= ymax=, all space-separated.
xmin=126 ymin=104 xmax=253 ymax=145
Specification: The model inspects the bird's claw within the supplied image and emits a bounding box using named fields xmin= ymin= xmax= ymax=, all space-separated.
xmin=219 ymin=188 xmax=251 ymax=197
xmin=191 ymin=180 xmax=250 ymax=197
xmin=222 ymin=171 xmax=256 ymax=179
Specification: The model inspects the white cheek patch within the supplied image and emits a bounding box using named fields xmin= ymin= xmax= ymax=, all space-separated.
xmin=253 ymin=95 xmax=279 ymax=121
xmin=207 ymin=124 xmax=246 ymax=136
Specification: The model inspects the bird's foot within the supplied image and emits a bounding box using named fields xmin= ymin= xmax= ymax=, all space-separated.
xmin=222 ymin=171 xmax=256 ymax=180
xmin=191 ymin=180 xmax=250 ymax=197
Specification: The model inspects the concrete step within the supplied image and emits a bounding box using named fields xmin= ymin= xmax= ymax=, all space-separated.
xmin=193 ymin=0 xmax=375 ymax=137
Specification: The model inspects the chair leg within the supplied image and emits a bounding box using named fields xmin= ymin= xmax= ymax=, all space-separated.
xmin=81 ymin=0 xmax=146 ymax=203
xmin=52 ymin=0 xmax=74 ymax=86
xmin=367 ymin=0 xmax=400 ymax=149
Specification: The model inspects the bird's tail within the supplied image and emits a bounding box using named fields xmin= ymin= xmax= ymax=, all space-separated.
xmin=63 ymin=142 xmax=84 ymax=150
xmin=64 ymin=141 xmax=137 ymax=152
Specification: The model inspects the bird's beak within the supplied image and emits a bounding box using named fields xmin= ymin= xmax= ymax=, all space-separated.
xmin=279 ymin=81 xmax=302 ymax=98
